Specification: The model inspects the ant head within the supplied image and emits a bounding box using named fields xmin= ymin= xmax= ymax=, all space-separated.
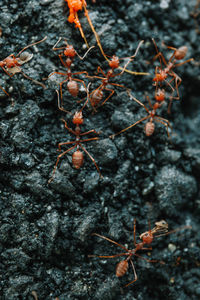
xmin=4 ymin=56 xmax=19 ymax=68
xmin=175 ymin=46 xmax=187 ymax=60
xmin=109 ymin=55 xmax=120 ymax=69
xmin=140 ymin=231 xmax=153 ymax=245
xmin=155 ymin=88 xmax=165 ymax=102
xmin=64 ymin=45 xmax=76 ymax=58
xmin=73 ymin=111 xmax=83 ymax=125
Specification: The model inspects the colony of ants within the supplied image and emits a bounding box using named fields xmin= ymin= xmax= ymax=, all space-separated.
xmin=0 ymin=34 xmax=193 ymax=179
xmin=0 ymin=0 xmax=194 ymax=294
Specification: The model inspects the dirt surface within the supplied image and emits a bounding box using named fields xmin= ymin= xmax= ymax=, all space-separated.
xmin=0 ymin=0 xmax=200 ymax=299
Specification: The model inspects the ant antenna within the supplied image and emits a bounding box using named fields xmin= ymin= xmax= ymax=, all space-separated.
xmin=52 ymin=37 xmax=67 ymax=51
xmin=75 ymin=45 xmax=95 ymax=60
xmin=17 ymin=36 xmax=47 ymax=57
xmin=154 ymin=225 xmax=192 ymax=238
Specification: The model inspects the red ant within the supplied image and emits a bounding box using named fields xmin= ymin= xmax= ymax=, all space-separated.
xmin=152 ymin=38 xmax=194 ymax=113
xmin=44 ymin=37 xmax=94 ymax=109
xmin=89 ymin=220 xmax=191 ymax=287
xmin=48 ymin=86 xmax=102 ymax=183
xmin=110 ymin=89 xmax=172 ymax=139
xmin=0 ymin=36 xmax=47 ymax=97
xmin=65 ymin=0 xmax=90 ymax=47
xmin=86 ymin=41 xmax=144 ymax=111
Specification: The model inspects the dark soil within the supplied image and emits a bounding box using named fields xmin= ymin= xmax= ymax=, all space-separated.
xmin=0 ymin=0 xmax=200 ymax=299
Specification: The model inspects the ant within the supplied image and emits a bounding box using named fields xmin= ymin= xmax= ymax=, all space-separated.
xmin=152 ymin=38 xmax=194 ymax=113
xmin=0 ymin=36 xmax=47 ymax=97
xmin=44 ymin=37 xmax=94 ymax=109
xmin=89 ymin=220 xmax=191 ymax=287
xmin=110 ymin=89 xmax=172 ymax=139
xmin=48 ymin=86 xmax=102 ymax=183
xmin=86 ymin=41 xmax=144 ymax=111
xmin=65 ymin=0 xmax=93 ymax=47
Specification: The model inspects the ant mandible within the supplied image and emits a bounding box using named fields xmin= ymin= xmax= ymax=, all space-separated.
xmin=86 ymin=41 xmax=144 ymax=111
xmin=0 ymin=36 xmax=47 ymax=97
xmin=89 ymin=220 xmax=191 ymax=287
xmin=44 ymin=37 xmax=94 ymax=109
xmin=110 ymin=89 xmax=172 ymax=139
xmin=48 ymin=86 xmax=102 ymax=183
xmin=152 ymin=38 xmax=194 ymax=113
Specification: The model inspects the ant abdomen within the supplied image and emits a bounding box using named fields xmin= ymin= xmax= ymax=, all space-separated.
xmin=91 ymin=89 xmax=103 ymax=106
xmin=116 ymin=260 xmax=128 ymax=277
xmin=145 ymin=122 xmax=155 ymax=136
xmin=72 ymin=150 xmax=84 ymax=169
xmin=175 ymin=46 xmax=187 ymax=60
xmin=67 ymin=80 xmax=79 ymax=97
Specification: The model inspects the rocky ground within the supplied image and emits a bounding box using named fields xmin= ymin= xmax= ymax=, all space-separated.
xmin=0 ymin=0 xmax=200 ymax=299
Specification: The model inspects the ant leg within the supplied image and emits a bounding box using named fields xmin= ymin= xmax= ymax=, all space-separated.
xmin=75 ymin=46 xmax=95 ymax=60
xmin=139 ymin=247 xmax=153 ymax=251
xmin=73 ymin=78 xmax=87 ymax=94
xmin=127 ymin=90 xmax=150 ymax=114
xmin=55 ymin=90 xmax=71 ymax=114
xmin=88 ymin=253 xmax=129 ymax=259
xmin=117 ymin=40 xmax=145 ymax=75
xmin=82 ymin=3 xmax=109 ymax=63
xmin=145 ymin=94 xmax=153 ymax=109
xmin=57 ymin=140 xmax=76 ymax=151
xmin=58 ymin=54 xmax=67 ymax=68
xmin=20 ymin=70 xmax=46 ymax=89
xmin=43 ymin=71 xmax=67 ymax=80
xmin=96 ymin=66 xmax=107 ymax=77
xmin=72 ymin=71 xmax=89 ymax=76
xmin=174 ymin=58 xmax=194 ymax=67
xmin=79 ymin=137 xmax=99 ymax=144
xmin=109 ymin=115 xmax=150 ymax=139
xmin=2 ymin=66 xmax=15 ymax=78
xmin=79 ymin=143 xmax=102 ymax=177
xmin=100 ymin=88 xmax=115 ymax=106
xmin=133 ymin=219 xmax=137 ymax=247
xmin=16 ymin=36 xmax=47 ymax=57
xmin=74 ymin=12 xmax=89 ymax=48
xmin=154 ymin=117 xmax=172 ymax=138
xmin=152 ymin=38 xmax=168 ymax=67
xmin=48 ymin=145 xmax=76 ymax=184
xmin=167 ymin=76 xmax=182 ymax=113
xmin=86 ymin=74 xmax=105 ymax=80
xmin=59 ymin=78 xmax=69 ymax=106
xmin=91 ymin=233 xmax=129 ymax=251
xmin=134 ymin=253 xmax=157 ymax=263
xmin=124 ymin=259 xmax=137 ymax=288
xmin=31 ymin=291 xmax=38 ymax=300
xmin=61 ymin=119 xmax=76 ymax=135
xmin=80 ymin=129 xmax=100 ymax=136
xmin=79 ymin=143 xmax=102 ymax=178
xmin=0 ymin=85 xmax=9 ymax=97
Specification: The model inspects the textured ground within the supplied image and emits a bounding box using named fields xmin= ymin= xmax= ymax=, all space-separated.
xmin=0 ymin=0 xmax=200 ymax=299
